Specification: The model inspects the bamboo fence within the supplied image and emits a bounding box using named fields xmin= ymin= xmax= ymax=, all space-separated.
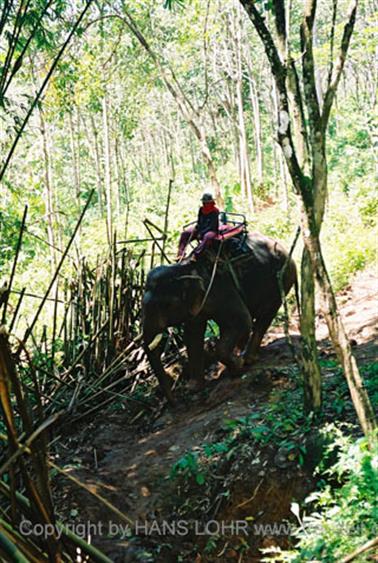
xmin=0 ymin=191 xmax=181 ymax=561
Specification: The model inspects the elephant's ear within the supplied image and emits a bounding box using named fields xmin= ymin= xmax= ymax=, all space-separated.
xmin=177 ymin=274 xmax=206 ymax=315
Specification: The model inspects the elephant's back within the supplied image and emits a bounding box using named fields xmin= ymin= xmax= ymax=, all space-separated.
xmin=238 ymin=232 xmax=296 ymax=313
xmin=244 ymin=231 xmax=289 ymax=268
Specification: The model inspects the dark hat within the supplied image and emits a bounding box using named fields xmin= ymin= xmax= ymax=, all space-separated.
xmin=201 ymin=193 xmax=214 ymax=202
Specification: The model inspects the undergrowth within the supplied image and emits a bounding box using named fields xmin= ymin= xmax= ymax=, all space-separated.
xmin=169 ymin=362 xmax=378 ymax=560
xmin=171 ymin=363 xmax=377 ymax=486
xmin=262 ymin=426 xmax=378 ymax=562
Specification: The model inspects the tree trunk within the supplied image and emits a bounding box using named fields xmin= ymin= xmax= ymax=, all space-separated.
xmin=198 ymin=125 xmax=223 ymax=205
xmin=249 ymin=73 xmax=264 ymax=185
xmin=69 ymin=110 xmax=81 ymax=209
xmin=102 ymin=94 xmax=113 ymax=244
xmin=118 ymin=139 xmax=129 ymax=208
xmin=240 ymin=0 xmax=376 ymax=438
xmin=114 ymin=136 xmax=122 ymax=218
xmin=278 ymin=147 xmax=289 ymax=213
xmin=301 ymin=249 xmax=322 ymax=410
xmin=120 ymin=9 xmax=224 ymax=207
xmin=272 ymin=79 xmax=288 ymax=206
xmin=272 ymin=0 xmax=322 ymax=413
xmin=236 ymin=77 xmax=253 ymax=211
xmin=233 ymin=4 xmax=254 ymax=210
xmin=221 ymin=78 xmax=240 ymax=189
xmin=301 ymin=218 xmax=376 ymax=435
xmin=90 ymin=115 xmax=104 ymax=216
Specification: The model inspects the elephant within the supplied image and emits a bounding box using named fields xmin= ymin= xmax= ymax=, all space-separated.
xmin=142 ymin=231 xmax=298 ymax=403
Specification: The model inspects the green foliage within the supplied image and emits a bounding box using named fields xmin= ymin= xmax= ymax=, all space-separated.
xmin=360 ymin=363 xmax=378 ymax=407
xmin=251 ymin=179 xmax=377 ymax=293
xmin=167 ymin=362 xmax=377 ymax=562
xmin=205 ymin=320 xmax=219 ymax=338
xmin=169 ymin=362 xmax=377 ymax=517
xmin=322 ymin=184 xmax=377 ymax=291
xmin=273 ymin=427 xmax=378 ymax=563
xmin=0 ymin=207 xmax=23 ymax=272
xmin=164 ymin=0 xmax=187 ymax=8
xmin=254 ymin=203 xmax=297 ymax=244
xmin=170 ymin=451 xmax=206 ymax=485
xmin=0 ymin=0 xmax=375 ymax=323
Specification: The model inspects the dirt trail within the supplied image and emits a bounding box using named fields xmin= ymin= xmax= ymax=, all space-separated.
xmin=317 ymin=266 xmax=378 ymax=352
xmin=54 ymin=267 xmax=377 ymax=561
xmin=262 ymin=265 xmax=378 ymax=358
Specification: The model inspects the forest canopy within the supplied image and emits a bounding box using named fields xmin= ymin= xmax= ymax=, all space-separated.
xmin=0 ymin=0 xmax=376 ymax=293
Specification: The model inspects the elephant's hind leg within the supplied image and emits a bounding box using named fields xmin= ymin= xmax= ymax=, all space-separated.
xmin=244 ymin=305 xmax=280 ymax=365
xmin=218 ymin=317 xmax=252 ymax=374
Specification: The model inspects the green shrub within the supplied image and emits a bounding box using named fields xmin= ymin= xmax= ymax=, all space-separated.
xmin=322 ymin=186 xmax=377 ymax=291
xmin=263 ymin=425 xmax=378 ymax=562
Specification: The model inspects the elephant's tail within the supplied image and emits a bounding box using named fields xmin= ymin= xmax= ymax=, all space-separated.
xmin=294 ymin=278 xmax=301 ymax=318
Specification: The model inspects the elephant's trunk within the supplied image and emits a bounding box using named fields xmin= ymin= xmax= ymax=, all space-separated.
xmin=148 ymin=333 xmax=163 ymax=351
xmin=144 ymin=345 xmax=174 ymax=405
xmin=143 ymin=324 xmax=174 ymax=405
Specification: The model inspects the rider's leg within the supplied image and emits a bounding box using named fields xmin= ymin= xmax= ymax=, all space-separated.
xmin=193 ymin=230 xmax=217 ymax=256
xmin=177 ymin=226 xmax=197 ymax=258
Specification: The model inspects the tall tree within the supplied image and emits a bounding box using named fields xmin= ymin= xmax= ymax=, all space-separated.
xmin=114 ymin=8 xmax=225 ymax=206
xmin=0 ymin=0 xmax=94 ymax=183
xmin=239 ymin=0 xmax=376 ymax=436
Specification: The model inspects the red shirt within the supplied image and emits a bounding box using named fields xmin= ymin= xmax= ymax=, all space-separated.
xmin=197 ymin=202 xmax=219 ymax=236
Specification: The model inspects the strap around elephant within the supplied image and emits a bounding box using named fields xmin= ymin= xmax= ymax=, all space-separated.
xmin=192 ymin=240 xmax=224 ymax=317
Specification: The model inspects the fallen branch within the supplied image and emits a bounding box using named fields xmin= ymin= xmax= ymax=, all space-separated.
xmin=340 ymin=536 xmax=378 ymax=563
xmin=49 ymin=461 xmax=134 ymax=526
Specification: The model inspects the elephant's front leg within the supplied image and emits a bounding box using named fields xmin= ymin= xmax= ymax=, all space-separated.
xmin=184 ymin=320 xmax=207 ymax=387
xmin=244 ymin=306 xmax=280 ymax=364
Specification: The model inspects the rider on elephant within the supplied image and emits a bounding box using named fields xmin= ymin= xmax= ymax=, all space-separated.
xmin=177 ymin=193 xmax=220 ymax=261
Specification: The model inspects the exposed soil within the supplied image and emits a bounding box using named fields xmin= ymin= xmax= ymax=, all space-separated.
xmin=53 ymin=267 xmax=377 ymax=562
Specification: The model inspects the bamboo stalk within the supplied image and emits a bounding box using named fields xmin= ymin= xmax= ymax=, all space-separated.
xmin=17 ymin=190 xmax=94 ymax=356
xmin=0 ymin=482 xmax=112 ymax=563
xmin=161 ymin=178 xmax=173 ymax=264
xmin=0 ymin=332 xmax=61 ymax=560
xmin=1 ymin=205 xmax=27 ymax=325
xmin=143 ymin=219 xmax=170 ymax=263
xmin=8 ymin=288 xmax=26 ymax=334
xmin=25 ymin=228 xmax=76 ymax=262
xmin=0 ymin=518 xmax=46 ymax=563
xmin=10 ymin=290 xmax=65 ymax=304
xmin=0 ymin=529 xmax=30 ymax=563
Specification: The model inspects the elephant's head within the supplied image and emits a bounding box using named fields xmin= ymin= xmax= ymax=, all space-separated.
xmin=142 ymin=263 xmax=206 ymax=343
xmin=141 ymin=263 xmax=206 ymax=404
